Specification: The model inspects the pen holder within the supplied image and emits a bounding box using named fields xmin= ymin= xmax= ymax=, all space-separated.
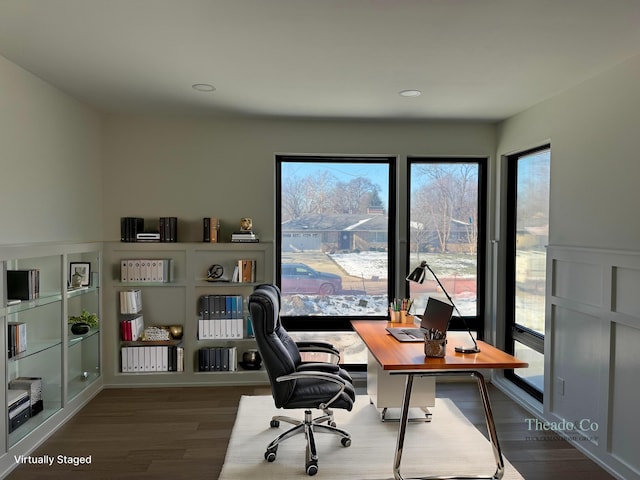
xmin=400 ymin=311 xmax=414 ymax=324
xmin=389 ymin=308 xmax=410 ymax=323
xmin=424 ymin=337 xmax=447 ymax=358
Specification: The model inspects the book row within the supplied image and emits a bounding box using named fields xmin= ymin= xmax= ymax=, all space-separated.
xmin=7 ymin=269 xmax=40 ymax=301
xmin=202 ymin=217 xmax=220 ymax=243
xmin=198 ymin=347 xmax=237 ymax=372
xmin=120 ymin=315 xmax=144 ymax=341
xmin=120 ymin=345 xmax=184 ymax=372
xmin=119 ymin=289 xmax=143 ymax=314
xmin=233 ymin=259 xmax=256 ymax=282
xmin=120 ymin=217 xmax=178 ymax=242
xmin=120 ymin=259 xmax=171 ymax=283
xmin=7 ymin=322 xmax=27 ymax=358
xmin=198 ymin=318 xmax=244 ymax=339
xmin=199 ymin=294 xmax=243 ymax=320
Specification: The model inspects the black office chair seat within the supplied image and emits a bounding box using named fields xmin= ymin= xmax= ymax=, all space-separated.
xmin=249 ymin=284 xmax=355 ymax=476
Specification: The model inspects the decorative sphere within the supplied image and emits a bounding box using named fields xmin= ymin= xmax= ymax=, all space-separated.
xmin=168 ymin=325 xmax=183 ymax=339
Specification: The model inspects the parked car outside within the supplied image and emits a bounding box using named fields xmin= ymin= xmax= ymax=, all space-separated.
xmin=281 ymin=263 xmax=342 ymax=295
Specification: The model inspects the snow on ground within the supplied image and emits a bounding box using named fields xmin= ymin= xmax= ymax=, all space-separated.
xmin=280 ymin=251 xmax=477 ymax=316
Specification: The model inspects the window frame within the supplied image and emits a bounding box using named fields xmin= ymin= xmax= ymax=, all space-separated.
xmin=276 ymin=154 xmax=397 ymax=331
xmin=406 ymin=157 xmax=488 ymax=338
xmin=503 ymin=144 xmax=550 ymax=402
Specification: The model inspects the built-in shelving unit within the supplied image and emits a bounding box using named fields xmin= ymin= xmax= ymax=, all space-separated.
xmin=0 ymin=242 xmax=102 ymax=477
xmin=102 ymin=241 xmax=273 ymax=387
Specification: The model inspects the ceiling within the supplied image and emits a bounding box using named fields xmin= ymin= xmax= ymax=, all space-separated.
xmin=1 ymin=0 xmax=640 ymax=121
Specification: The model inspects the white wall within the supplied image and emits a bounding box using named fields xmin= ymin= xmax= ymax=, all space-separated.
xmin=496 ymin=54 xmax=640 ymax=480
xmin=497 ymin=53 xmax=640 ymax=251
xmin=102 ymin=114 xmax=495 ymax=245
xmin=0 ymin=55 xmax=103 ymax=245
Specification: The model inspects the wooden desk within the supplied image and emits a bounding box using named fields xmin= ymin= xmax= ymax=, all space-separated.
xmin=352 ymin=320 xmax=528 ymax=480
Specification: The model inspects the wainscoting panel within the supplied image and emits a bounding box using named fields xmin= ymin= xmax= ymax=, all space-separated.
xmin=552 ymin=258 xmax=604 ymax=308
xmin=613 ymin=266 xmax=640 ymax=317
xmin=609 ymin=322 xmax=640 ymax=474
xmin=549 ymin=304 xmax=603 ymax=444
xmin=547 ymin=246 xmax=640 ymax=480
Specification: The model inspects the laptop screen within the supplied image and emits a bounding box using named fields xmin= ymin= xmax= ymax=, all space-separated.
xmin=417 ymin=297 xmax=454 ymax=334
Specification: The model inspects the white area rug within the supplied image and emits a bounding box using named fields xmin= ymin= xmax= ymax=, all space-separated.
xmin=219 ymin=395 xmax=524 ymax=479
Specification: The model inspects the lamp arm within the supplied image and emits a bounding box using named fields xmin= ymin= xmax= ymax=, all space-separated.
xmin=423 ymin=262 xmax=479 ymax=353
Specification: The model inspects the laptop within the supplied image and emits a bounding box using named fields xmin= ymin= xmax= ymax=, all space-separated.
xmin=386 ymin=296 xmax=454 ymax=342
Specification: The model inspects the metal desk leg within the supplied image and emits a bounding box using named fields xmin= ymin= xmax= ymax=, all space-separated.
xmin=393 ymin=373 xmax=414 ymax=480
xmin=392 ymin=371 xmax=505 ymax=480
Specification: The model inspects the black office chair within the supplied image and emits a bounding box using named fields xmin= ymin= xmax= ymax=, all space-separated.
xmin=248 ymin=284 xmax=355 ymax=476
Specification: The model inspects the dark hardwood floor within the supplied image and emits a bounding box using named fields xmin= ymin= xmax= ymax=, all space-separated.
xmin=5 ymin=382 xmax=616 ymax=480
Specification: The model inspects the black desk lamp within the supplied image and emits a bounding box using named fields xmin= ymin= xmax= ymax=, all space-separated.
xmin=406 ymin=261 xmax=480 ymax=354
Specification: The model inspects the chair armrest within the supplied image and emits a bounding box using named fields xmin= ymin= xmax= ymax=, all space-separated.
xmin=297 ymin=341 xmax=341 ymax=364
xmin=297 ymin=362 xmax=340 ymax=373
xmin=296 ymin=341 xmax=340 ymax=356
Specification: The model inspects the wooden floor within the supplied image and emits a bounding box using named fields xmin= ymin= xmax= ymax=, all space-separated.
xmin=5 ymin=382 xmax=616 ymax=480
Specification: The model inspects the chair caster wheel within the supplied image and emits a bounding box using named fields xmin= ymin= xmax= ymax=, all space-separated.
xmin=265 ymin=446 xmax=277 ymax=462
xmin=341 ymin=437 xmax=351 ymax=447
xmin=270 ymin=419 xmax=280 ymax=428
xmin=306 ymin=462 xmax=318 ymax=476
xmin=329 ymin=421 xmax=336 ymax=427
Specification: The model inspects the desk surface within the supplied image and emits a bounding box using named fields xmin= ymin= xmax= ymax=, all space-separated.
xmin=352 ymin=320 xmax=528 ymax=372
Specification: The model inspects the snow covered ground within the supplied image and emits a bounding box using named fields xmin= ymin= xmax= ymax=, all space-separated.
xmin=280 ymin=251 xmax=477 ymax=316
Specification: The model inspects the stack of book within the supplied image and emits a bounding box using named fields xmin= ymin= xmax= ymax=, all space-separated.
xmin=120 ymin=289 xmax=144 ymax=341
xmin=198 ymin=346 xmax=237 ymax=372
xmin=7 ymin=389 xmax=30 ymax=433
xmin=159 ymin=217 xmax=178 ymax=242
xmin=231 ymin=230 xmax=259 ymax=243
xmin=7 ymin=269 xmax=40 ymax=301
xmin=203 ymin=217 xmax=220 ymax=243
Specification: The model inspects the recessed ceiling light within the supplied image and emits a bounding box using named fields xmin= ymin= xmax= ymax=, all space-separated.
xmin=399 ymin=89 xmax=422 ymax=97
xmin=192 ymin=83 xmax=216 ymax=92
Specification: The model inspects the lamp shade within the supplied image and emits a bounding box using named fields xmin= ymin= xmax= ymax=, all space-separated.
xmin=406 ymin=261 xmax=428 ymax=284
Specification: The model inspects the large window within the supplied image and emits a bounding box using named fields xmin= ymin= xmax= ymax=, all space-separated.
xmin=407 ymin=158 xmax=486 ymax=335
xmin=505 ymin=145 xmax=550 ymax=401
xmin=276 ymin=155 xmax=395 ymax=349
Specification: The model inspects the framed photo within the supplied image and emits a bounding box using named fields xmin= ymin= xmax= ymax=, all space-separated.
xmin=69 ymin=262 xmax=91 ymax=287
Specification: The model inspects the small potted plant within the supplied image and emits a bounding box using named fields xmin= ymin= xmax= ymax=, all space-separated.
xmin=68 ymin=309 xmax=99 ymax=335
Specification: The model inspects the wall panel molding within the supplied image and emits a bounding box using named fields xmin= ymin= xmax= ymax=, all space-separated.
xmin=547 ymin=245 xmax=640 ymax=479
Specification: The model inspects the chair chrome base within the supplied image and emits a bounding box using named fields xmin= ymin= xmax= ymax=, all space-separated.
xmin=265 ymin=408 xmax=351 ymax=476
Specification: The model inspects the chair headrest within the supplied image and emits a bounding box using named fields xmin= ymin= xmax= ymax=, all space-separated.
xmin=250 ymin=284 xmax=282 ymax=335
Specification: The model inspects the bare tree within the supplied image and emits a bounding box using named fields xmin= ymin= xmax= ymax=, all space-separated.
xmin=332 ymin=177 xmax=380 ymax=214
xmin=411 ymin=164 xmax=479 ymax=253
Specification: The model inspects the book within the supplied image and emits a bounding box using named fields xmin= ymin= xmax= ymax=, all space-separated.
xmin=120 ymin=259 xmax=171 ymax=283
xmin=159 ymin=217 xmax=178 ymax=242
xmin=231 ymin=231 xmax=259 ymax=243
xmin=239 ymin=259 xmax=256 ymax=283
xmin=7 ymin=269 xmax=39 ymax=301
xmin=120 ymin=217 xmax=144 ymax=242
xmin=120 ymin=289 xmax=142 ymax=314
xmin=203 ymin=217 xmax=220 ymax=243
xmin=7 ymin=322 xmax=27 ymax=358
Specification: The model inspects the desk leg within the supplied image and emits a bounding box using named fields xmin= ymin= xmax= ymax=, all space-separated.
xmin=393 ymin=374 xmax=414 ymax=480
xmin=472 ymin=371 xmax=505 ymax=480
xmin=392 ymin=371 xmax=505 ymax=480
